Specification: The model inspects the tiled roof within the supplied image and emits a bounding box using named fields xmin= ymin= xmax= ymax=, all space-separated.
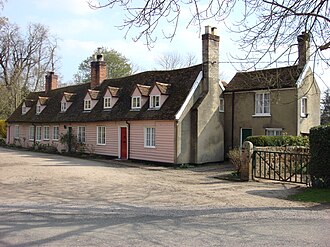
xmin=155 ymin=82 xmax=171 ymax=95
xmin=225 ymin=65 xmax=302 ymax=92
xmin=136 ymin=84 xmax=151 ymax=96
xmin=7 ymin=64 xmax=202 ymax=123
xmin=107 ymin=86 xmax=120 ymax=97
xmin=63 ymin=92 xmax=76 ymax=102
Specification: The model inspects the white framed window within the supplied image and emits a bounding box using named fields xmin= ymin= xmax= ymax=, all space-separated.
xmin=255 ymin=92 xmax=270 ymax=115
xmin=84 ymin=99 xmax=92 ymax=111
xmin=14 ymin=125 xmax=20 ymax=139
xmin=29 ymin=126 xmax=35 ymax=141
xmin=36 ymin=105 xmax=41 ymax=115
xmin=150 ymin=95 xmax=160 ymax=109
xmin=36 ymin=126 xmax=42 ymax=141
xmin=144 ymin=127 xmax=155 ymax=148
xmin=44 ymin=126 xmax=50 ymax=140
xmin=104 ymin=97 xmax=111 ymax=109
xmin=61 ymin=101 xmax=67 ymax=112
xmin=265 ymin=128 xmax=283 ymax=136
xmin=132 ymin=96 xmax=141 ymax=109
xmin=301 ymin=97 xmax=307 ymax=117
xmin=53 ymin=126 xmax=59 ymax=140
xmin=22 ymin=106 xmax=27 ymax=115
xmin=219 ymin=98 xmax=224 ymax=112
xmin=77 ymin=126 xmax=86 ymax=143
xmin=97 ymin=126 xmax=106 ymax=145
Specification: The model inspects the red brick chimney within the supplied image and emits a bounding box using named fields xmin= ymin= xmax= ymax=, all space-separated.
xmin=45 ymin=71 xmax=58 ymax=93
xmin=297 ymin=32 xmax=310 ymax=68
xmin=91 ymin=49 xmax=107 ymax=89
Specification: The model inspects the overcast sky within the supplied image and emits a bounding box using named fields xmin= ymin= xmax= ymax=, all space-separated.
xmin=2 ymin=0 xmax=329 ymax=92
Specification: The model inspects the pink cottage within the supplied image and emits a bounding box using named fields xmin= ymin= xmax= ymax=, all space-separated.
xmin=6 ymin=26 xmax=225 ymax=164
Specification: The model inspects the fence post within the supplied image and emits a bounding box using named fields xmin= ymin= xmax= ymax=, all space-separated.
xmin=241 ymin=141 xmax=254 ymax=181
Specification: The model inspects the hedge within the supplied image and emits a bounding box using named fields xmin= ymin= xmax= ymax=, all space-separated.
xmin=245 ymin=135 xmax=309 ymax=147
xmin=0 ymin=120 xmax=6 ymax=138
xmin=309 ymin=125 xmax=330 ymax=188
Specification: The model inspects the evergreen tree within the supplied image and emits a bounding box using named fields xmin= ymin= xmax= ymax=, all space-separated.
xmin=321 ymin=89 xmax=330 ymax=125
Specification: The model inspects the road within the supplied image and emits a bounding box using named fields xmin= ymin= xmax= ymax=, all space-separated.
xmin=0 ymin=147 xmax=329 ymax=246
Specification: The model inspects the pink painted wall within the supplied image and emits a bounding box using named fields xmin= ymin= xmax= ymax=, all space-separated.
xmin=7 ymin=120 xmax=176 ymax=163
xmin=129 ymin=120 xmax=175 ymax=163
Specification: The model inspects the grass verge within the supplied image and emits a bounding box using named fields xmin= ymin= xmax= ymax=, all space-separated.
xmin=288 ymin=188 xmax=330 ymax=203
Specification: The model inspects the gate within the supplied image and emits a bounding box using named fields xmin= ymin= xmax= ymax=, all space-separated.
xmin=252 ymin=149 xmax=310 ymax=184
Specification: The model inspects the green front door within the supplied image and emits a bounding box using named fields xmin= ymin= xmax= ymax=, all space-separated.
xmin=241 ymin=128 xmax=252 ymax=146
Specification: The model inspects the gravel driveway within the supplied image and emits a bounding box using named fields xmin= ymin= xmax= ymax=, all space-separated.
xmin=0 ymin=147 xmax=329 ymax=246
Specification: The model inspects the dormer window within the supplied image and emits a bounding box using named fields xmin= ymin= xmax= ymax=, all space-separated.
xmin=36 ymin=105 xmax=41 ymax=115
xmin=104 ymin=97 xmax=111 ymax=109
xmin=84 ymin=99 xmax=91 ymax=111
xmin=61 ymin=92 xmax=75 ymax=113
xmin=22 ymin=106 xmax=27 ymax=115
xmin=36 ymin=96 xmax=48 ymax=115
xmin=150 ymin=95 xmax=160 ymax=109
xmin=61 ymin=101 xmax=67 ymax=112
xmin=132 ymin=96 xmax=141 ymax=109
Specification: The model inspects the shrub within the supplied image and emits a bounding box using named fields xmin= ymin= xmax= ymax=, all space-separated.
xmin=309 ymin=125 xmax=330 ymax=188
xmin=0 ymin=120 xmax=6 ymax=138
xmin=227 ymin=148 xmax=241 ymax=175
xmin=245 ymin=135 xmax=309 ymax=147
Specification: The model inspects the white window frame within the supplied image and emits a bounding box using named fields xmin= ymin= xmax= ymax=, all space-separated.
xmin=36 ymin=126 xmax=42 ymax=141
xmin=14 ymin=125 xmax=20 ymax=139
xmin=219 ymin=98 xmax=224 ymax=112
xmin=103 ymin=97 xmax=111 ymax=109
xmin=29 ymin=126 xmax=35 ymax=141
xmin=301 ymin=97 xmax=307 ymax=117
xmin=61 ymin=101 xmax=67 ymax=112
xmin=144 ymin=127 xmax=155 ymax=148
xmin=97 ymin=126 xmax=106 ymax=145
xmin=36 ymin=105 xmax=41 ymax=115
xmin=150 ymin=95 xmax=160 ymax=109
xmin=84 ymin=99 xmax=92 ymax=111
xmin=44 ymin=126 xmax=50 ymax=140
xmin=77 ymin=126 xmax=86 ymax=143
xmin=265 ymin=128 xmax=283 ymax=136
xmin=22 ymin=105 xmax=27 ymax=115
xmin=53 ymin=126 xmax=59 ymax=141
xmin=132 ymin=96 xmax=141 ymax=109
xmin=254 ymin=92 xmax=270 ymax=116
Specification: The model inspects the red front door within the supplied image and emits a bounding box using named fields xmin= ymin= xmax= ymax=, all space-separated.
xmin=120 ymin=127 xmax=127 ymax=159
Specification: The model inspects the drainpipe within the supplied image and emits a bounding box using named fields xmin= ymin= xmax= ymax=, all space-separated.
xmin=33 ymin=123 xmax=36 ymax=146
xmin=7 ymin=124 xmax=10 ymax=144
xmin=125 ymin=120 xmax=130 ymax=159
xmin=174 ymin=120 xmax=178 ymax=164
xmin=231 ymin=92 xmax=235 ymax=149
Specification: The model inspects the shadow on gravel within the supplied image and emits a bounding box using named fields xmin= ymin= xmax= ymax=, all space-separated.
xmin=0 ymin=202 xmax=327 ymax=247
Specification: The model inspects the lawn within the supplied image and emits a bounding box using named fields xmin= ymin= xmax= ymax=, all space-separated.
xmin=288 ymin=188 xmax=330 ymax=203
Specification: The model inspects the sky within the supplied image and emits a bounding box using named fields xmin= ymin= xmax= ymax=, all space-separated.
xmin=1 ymin=0 xmax=329 ymax=92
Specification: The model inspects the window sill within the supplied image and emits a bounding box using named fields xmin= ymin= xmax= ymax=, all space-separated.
xmin=252 ymin=114 xmax=271 ymax=117
xmin=144 ymin=146 xmax=156 ymax=149
xmin=130 ymin=108 xmax=141 ymax=111
xmin=97 ymin=143 xmax=106 ymax=146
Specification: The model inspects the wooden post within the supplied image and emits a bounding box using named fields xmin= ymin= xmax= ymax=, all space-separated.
xmin=241 ymin=141 xmax=254 ymax=181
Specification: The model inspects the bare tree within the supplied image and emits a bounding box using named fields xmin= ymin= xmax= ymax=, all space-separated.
xmin=0 ymin=19 xmax=59 ymax=118
xmin=89 ymin=0 xmax=329 ymax=69
xmin=156 ymin=51 xmax=197 ymax=70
